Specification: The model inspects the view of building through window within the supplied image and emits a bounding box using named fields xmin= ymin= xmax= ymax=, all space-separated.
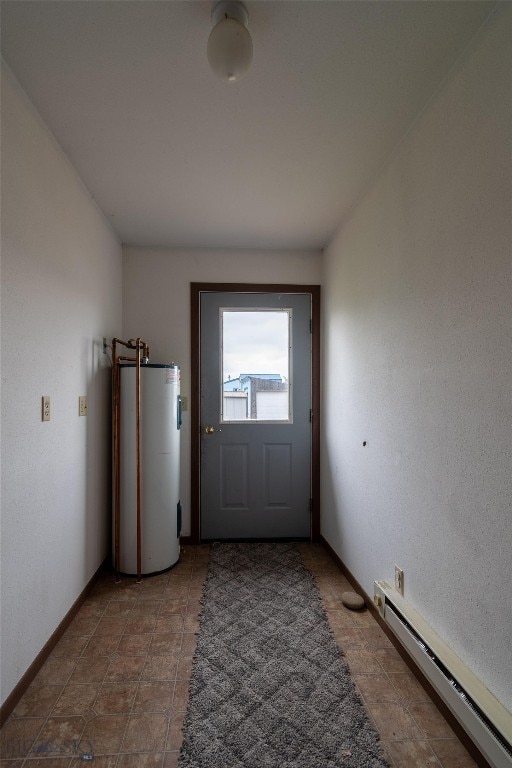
xmin=222 ymin=310 xmax=290 ymax=421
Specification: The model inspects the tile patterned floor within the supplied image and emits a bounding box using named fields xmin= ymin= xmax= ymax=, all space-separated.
xmin=0 ymin=544 xmax=479 ymax=768
xmin=298 ymin=544 xmax=479 ymax=768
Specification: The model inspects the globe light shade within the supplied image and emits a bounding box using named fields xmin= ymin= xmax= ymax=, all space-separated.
xmin=207 ymin=8 xmax=253 ymax=82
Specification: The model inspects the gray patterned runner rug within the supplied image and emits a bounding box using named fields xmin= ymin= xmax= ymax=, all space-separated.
xmin=179 ymin=543 xmax=389 ymax=768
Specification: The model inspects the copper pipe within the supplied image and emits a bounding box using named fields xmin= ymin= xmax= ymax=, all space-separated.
xmin=113 ymin=337 xmax=137 ymax=350
xmin=110 ymin=337 xmax=149 ymax=583
xmin=112 ymin=337 xmax=149 ymax=354
xmin=113 ymin=340 xmax=133 ymax=580
xmin=135 ymin=338 xmax=142 ymax=583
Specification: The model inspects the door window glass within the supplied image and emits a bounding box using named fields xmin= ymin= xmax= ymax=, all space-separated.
xmin=221 ymin=309 xmax=291 ymax=422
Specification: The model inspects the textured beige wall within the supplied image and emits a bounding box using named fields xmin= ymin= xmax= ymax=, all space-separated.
xmin=322 ymin=6 xmax=512 ymax=712
xmin=1 ymin=65 xmax=122 ymax=705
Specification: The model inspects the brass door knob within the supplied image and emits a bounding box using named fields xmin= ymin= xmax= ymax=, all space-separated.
xmin=204 ymin=425 xmax=216 ymax=434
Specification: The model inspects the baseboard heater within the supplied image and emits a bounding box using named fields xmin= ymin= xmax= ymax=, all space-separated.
xmin=374 ymin=580 xmax=512 ymax=768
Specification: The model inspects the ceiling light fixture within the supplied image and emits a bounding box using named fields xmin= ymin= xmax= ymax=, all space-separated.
xmin=207 ymin=1 xmax=253 ymax=83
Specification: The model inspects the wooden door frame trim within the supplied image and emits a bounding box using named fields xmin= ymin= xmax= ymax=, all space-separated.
xmin=190 ymin=282 xmax=321 ymax=544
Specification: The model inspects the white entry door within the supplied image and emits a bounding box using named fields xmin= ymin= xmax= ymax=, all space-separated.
xmin=200 ymin=291 xmax=312 ymax=539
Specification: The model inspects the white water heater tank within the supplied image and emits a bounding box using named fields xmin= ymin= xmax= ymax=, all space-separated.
xmin=118 ymin=363 xmax=181 ymax=574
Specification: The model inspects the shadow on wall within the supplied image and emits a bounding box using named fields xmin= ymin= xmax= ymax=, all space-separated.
xmin=84 ymin=337 xmax=113 ymax=577
xmin=320 ymin=447 xmax=346 ymax=559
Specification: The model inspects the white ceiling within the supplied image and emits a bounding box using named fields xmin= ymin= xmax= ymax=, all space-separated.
xmin=1 ymin=1 xmax=495 ymax=250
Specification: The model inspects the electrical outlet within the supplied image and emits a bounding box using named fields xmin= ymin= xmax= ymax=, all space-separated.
xmin=42 ymin=396 xmax=50 ymax=421
xmin=79 ymin=396 xmax=88 ymax=416
xmin=395 ymin=565 xmax=404 ymax=595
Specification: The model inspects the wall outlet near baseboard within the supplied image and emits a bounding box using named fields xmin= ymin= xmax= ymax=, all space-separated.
xmin=395 ymin=565 xmax=404 ymax=595
xmin=79 ymin=396 xmax=88 ymax=416
xmin=42 ymin=396 xmax=50 ymax=421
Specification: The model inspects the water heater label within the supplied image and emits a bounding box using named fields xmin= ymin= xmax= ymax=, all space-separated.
xmin=166 ymin=368 xmax=179 ymax=384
